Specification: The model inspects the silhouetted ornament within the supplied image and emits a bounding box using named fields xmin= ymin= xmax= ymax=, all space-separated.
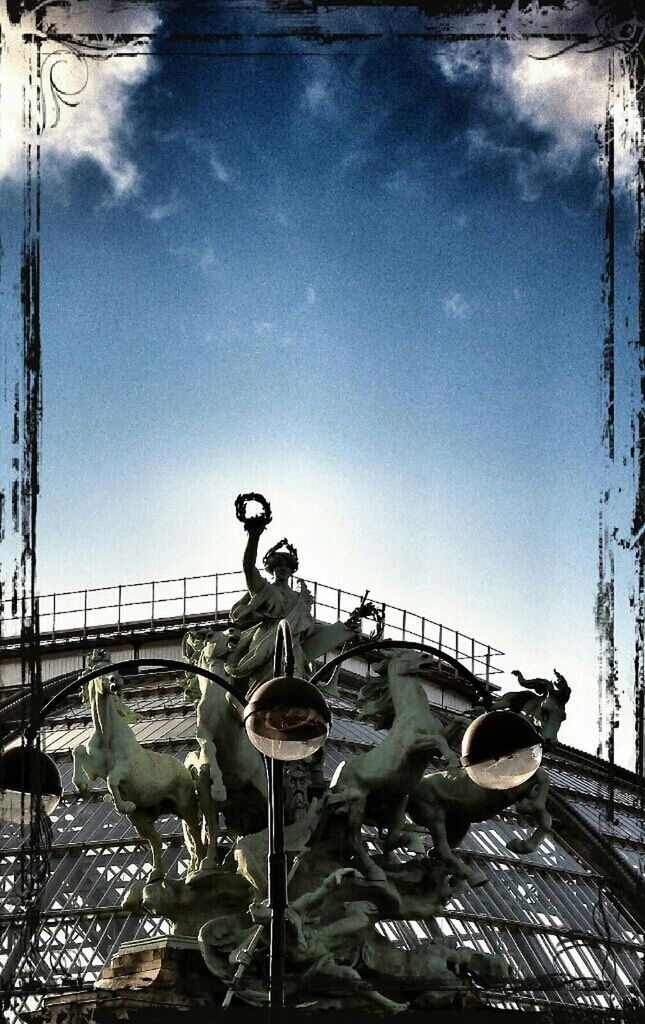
xmin=0 ymin=743 xmax=62 ymax=822
xmin=460 ymin=710 xmax=542 ymax=790
xmin=243 ymin=676 xmax=331 ymax=761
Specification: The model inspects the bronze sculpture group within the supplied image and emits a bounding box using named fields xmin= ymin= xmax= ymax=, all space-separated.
xmin=71 ymin=495 xmax=571 ymax=1011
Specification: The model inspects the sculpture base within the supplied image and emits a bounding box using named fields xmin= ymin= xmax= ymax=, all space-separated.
xmin=26 ymin=937 xmax=226 ymax=1024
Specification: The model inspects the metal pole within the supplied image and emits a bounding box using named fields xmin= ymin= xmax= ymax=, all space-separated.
xmin=267 ymin=755 xmax=286 ymax=1010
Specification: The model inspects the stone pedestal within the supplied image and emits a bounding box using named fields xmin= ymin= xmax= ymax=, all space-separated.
xmin=27 ymin=937 xmax=227 ymax=1023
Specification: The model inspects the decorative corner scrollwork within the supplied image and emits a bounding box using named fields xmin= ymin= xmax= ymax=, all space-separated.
xmin=40 ymin=46 xmax=89 ymax=131
xmin=528 ymin=2 xmax=644 ymax=89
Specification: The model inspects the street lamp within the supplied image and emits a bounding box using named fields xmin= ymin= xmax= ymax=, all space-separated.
xmin=244 ymin=623 xmax=331 ymax=761
xmin=243 ymin=619 xmax=331 ymax=1010
xmin=460 ymin=709 xmax=542 ymax=790
xmin=0 ymin=742 xmax=62 ymax=824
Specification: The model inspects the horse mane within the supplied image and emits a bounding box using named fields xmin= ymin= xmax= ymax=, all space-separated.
xmin=82 ymin=674 xmax=138 ymax=724
xmin=357 ymin=660 xmax=394 ymax=729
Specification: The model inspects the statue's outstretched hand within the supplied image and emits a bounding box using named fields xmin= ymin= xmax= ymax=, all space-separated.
xmin=235 ymin=493 xmax=272 ymax=534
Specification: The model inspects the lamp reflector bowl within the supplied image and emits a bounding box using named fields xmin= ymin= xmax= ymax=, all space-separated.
xmin=0 ymin=744 xmax=63 ymax=823
xmin=461 ymin=709 xmax=542 ymax=791
xmin=243 ymin=676 xmax=331 ymax=761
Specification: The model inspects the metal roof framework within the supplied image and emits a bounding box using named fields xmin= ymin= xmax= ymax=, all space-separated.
xmin=1 ymin=670 xmax=644 ymax=1020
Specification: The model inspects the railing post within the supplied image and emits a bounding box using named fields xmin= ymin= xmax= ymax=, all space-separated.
xmin=421 ymin=617 xmax=425 ymax=645
xmin=402 ymin=609 xmax=407 ymax=639
xmin=51 ymin=593 xmax=56 ymax=642
xmin=151 ymin=581 xmax=155 ymax=630
xmin=471 ymin=637 xmax=475 ymax=676
xmin=313 ymin=581 xmax=318 ymax=621
xmin=455 ymin=631 xmax=459 ymax=667
xmin=117 ymin=585 xmax=122 ymax=633
xmin=215 ymin=573 xmax=219 ymax=618
xmin=83 ymin=590 xmax=87 ymax=639
xmin=486 ymin=646 xmax=491 ymax=684
xmin=182 ymin=578 xmax=187 ymax=625
xmin=438 ymin=624 xmax=443 ymax=651
xmin=337 ymin=589 xmax=341 ymax=619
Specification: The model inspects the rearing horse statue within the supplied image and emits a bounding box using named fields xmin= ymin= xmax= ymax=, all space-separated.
xmin=182 ymin=626 xmax=267 ymax=873
xmin=322 ymin=649 xmax=460 ymax=881
xmin=72 ymin=650 xmax=205 ymax=883
xmin=407 ymin=667 xmax=571 ymax=884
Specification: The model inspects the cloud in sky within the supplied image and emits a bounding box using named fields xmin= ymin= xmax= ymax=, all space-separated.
xmin=435 ymin=42 xmax=640 ymax=192
xmin=0 ymin=4 xmax=159 ymax=195
xmin=444 ymin=291 xmax=470 ymax=321
xmin=253 ymin=282 xmax=320 ymax=348
xmin=211 ymin=155 xmax=234 ymax=185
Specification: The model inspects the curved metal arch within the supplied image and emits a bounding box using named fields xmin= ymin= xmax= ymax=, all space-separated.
xmin=309 ymin=638 xmax=493 ymax=710
xmin=28 ymin=657 xmax=241 ymax=740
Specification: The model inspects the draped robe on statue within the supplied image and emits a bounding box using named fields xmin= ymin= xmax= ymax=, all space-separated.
xmin=227 ymin=571 xmax=353 ymax=692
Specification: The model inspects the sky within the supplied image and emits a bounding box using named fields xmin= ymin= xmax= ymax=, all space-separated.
xmin=0 ymin=5 xmax=639 ymax=761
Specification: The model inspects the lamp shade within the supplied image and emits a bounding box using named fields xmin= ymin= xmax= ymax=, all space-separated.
xmin=461 ymin=710 xmax=542 ymax=791
xmin=0 ymin=744 xmax=63 ymax=823
xmin=243 ymin=676 xmax=331 ymax=761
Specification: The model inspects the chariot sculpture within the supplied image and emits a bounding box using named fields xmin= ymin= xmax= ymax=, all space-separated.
xmin=71 ymin=493 xmax=571 ymax=1012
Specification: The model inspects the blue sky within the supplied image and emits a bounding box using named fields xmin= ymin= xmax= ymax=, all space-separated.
xmin=1 ymin=13 xmax=624 ymax=755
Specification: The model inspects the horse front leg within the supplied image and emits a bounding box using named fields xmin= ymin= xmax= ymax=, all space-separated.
xmin=383 ymin=799 xmax=411 ymax=854
xmin=129 ymin=810 xmax=165 ymax=882
xmin=72 ymin=745 xmax=94 ymax=795
xmin=347 ymin=795 xmax=386 ymax=882
xmin=427 ymin=808 xmax=480 ymax=883
xmin=507 ymin=771 xmax=551 ymax=855
xmin=197 ymin=728 xmax=227 ymax=804
xmin=106 ymin=765 xmax=136 ymax=815
xmin=434 ymin=734 xmax=461 ymax=769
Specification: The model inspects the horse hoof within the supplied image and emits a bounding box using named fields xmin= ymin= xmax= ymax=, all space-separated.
xmin=121 ymin=801 xmax=137 ymax=814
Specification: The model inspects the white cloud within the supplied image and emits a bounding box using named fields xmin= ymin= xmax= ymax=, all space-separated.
xmin=444 ymin=291 xmax=470 ymax=321
xmin=144 ymin=196 xmax=181 ymax=222
xmin=211 ymin=155 xmax=233 ymax=185
xmin=0 ymin=5 xmax=159 ymax=196
xmin=169 ymin=240 xmax=216 ymax=271
xmin=436 ymin=43 xmax=640 ymax=189
xmin=253 ymin=284 xmax=322 ymax=347
xmin=304 ymin=77 xmax=336 ymax=118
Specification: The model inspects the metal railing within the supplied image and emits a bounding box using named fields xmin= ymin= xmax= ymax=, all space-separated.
xmin=0 ymin=572 xmax=504 ymax=681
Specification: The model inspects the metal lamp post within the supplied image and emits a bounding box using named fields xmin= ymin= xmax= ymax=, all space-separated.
xmin=242 ymin=619 xmax=331 ymax=1009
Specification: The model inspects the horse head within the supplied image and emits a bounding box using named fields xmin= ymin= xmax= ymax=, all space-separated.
xmin=88 ymin=670 xmax=135 ymax=728
xmin=182 ymin=628 xmax=210 ymax=665
xmin=536 ymin=669 xmax=571 ymax=742
xmin=509 ymin=668 xmax=571 ymax=742
xmin=359 ymin=649 xmax=438 ymax=728
xmin=200 ymin=627 xmax=241 ymax=670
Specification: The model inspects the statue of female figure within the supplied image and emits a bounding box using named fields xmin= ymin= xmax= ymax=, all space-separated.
xmin=226 ymin=494 xmax=361 ymax=694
